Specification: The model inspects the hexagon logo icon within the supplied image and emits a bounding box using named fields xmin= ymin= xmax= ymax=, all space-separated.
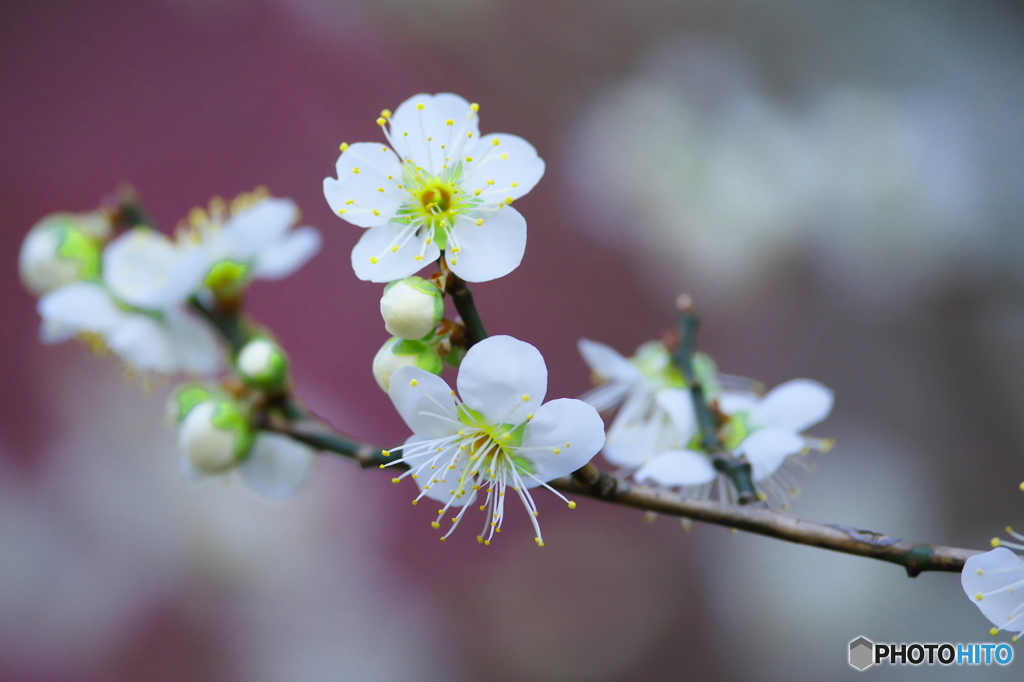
xmin=849 ymin=636 xmax=874 ymax=671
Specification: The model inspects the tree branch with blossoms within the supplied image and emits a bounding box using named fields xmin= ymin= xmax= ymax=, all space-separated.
xmin=17 ymin=91 xmax=1024 ymax=641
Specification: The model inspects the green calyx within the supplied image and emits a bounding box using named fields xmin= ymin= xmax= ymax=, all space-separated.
xmin=209 ymin=398 xmax=255 ymax=462
xmin=54 ymin=225 xmax=102 ymax=281
xmin=392 ymin=338 xmax=443 ymax=375
xmin=171 ymin=384 xmax=220 ymax=422
xmin=205 ymin=259 xmax=252 ymax=296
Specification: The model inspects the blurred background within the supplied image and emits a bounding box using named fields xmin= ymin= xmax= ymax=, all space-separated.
xmin=3 ymin=0 xmax=1024 ymax=679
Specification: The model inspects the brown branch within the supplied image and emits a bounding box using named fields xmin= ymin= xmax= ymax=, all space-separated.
xmin=265 ymin=418 xmax=980 ymax=577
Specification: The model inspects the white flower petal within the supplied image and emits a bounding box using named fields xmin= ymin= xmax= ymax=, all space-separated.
xmin=388 ymin=365 xmax=459 ymax=440
xmin=737 ymin=428 xmax=806 ymax=481
xmin=251 ymin=226 xmax=322 ymax=280
xmin=445 ymin=208 xmax=526 ymax=282
xmin=218 ymin=198 xmax=299 ymax=260
xmin=750 ymin=379 xmax=834 ymax=432
xmin=238 ymin=433 xmax=316 ymax=501
xmin=457 ymin=335 xmax=547 ymax=426
xmin=635 ymin=450 xmax=716 ymax=487
xmin=389 ymin=93 xmax=480 ymax=174
xmin=164 ymin=309 xmax=223 ymax=375
xmin=103 ymin=229 xmax=182 ymax=309
xmin=350 ymin=223 xmax=439 ymax=282
xmin=334 ymin=141 xmax=404 ymax=180
xmin=578 ymin=338 xmax=641 ymax=385
xmin=579 ymin=382 xmax=632 ymax=413
xmin=324 ymin=174 xmax=402 ymax=228
xmin=718 ymin=390 xmax=758 ymax=416
xmin=655 ymin=389 xmax=698 ymax=443
xmin=37 ymin=282 xmax=122 ymax=342
xmin=400 ymin=436 xmax=478 ymax=508
xmin=466 ymin=133 xmax=545 ymax=202
xmin=518 ymin=398 xmax=605 ymax=484
xmin=600 ymin=391 xmax=659 ymax=468
xmin=962 ymin=547 xmax=1024 ymax=633
xmin=107 ymin=315 xmax=178 ymax=373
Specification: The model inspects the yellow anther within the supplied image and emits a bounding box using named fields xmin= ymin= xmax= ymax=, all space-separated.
xmin=425 ymin=237 xmax=432 ymax=244
xmin=467 ymin=132 xmax=474 ymax=138
xmin=379 ymin=464 xmax=385 ymax=469
xmin=427 ymin=136 xmax=433 ymax=142
xmin=352 ymin=167 xmax=360 ymax=174
xmin=451 ymin=246 xmax=460 ymax=253
xmin=450 ymin=258 xmax=458 ymax=265
xmin=976 ymin=593 xmax=984 ymax=601
xmin=522 ymin=394 xmax=530 ymax=401
xmin=377 ymin=187 xmax=385 ymax=192
xmin=372 ymin=209 xmax=381 ymax=216
xmin=410 ymin=379 xmax=419 ymax=387
xmin=504 ymin=197 xmax=513 ymax=205
xmin=568 ymin=501 xmax=577 ymax=509
xmin=992 ymin=538 xmax=1002 ymax=547
xmin=382 ymin=449 xmax=391 ymax=457
xmin=501 ymin=153 xmax=508 ymax=160
xmin=477 ymin=535 xmax=484 ymax=543
xmin=992 ymin=628 xmax=1001 ymax=636
xmin=416 ymin=103 xmax=425 ymax=110
xmin=511 ymin=182 xmax=520 ymax=187
xmin=380 ymin=108 xmax=392 ymax=119
xmin=465 ymin=156 xmax=473 ymax=162
xmin=381 ymin=146 xmax=388 ymax=152
xmin=486 ymin=179 xmax=495 ymax=185
xmin=470 ymin=103 xmax=479 ymax=112
xmin=411 ymin=500 xmax=418 ymax=505
xmin=337 ymin=209 xmax=347 ymax=215
xmin=473 ymin=189 xmax=482 ymax=196
xmin=345 ymin=199 xmax=355 ymax=204
xmin=391 ymin=245 xmax=399 ymax=253
xmin=431 ymin=521 xmax=440 ymax=529
xmin=565 ymin=442 xmax=571 ymax=447
xmin=369 ymin=256 xmax=379 ymax=264
xmin=475 ymin=219 xmax=484 ymax=226
xmin=391 ymin=478 xmax=400 ymax=484
xmin=411 ymin=474 xmax=418 ymax=479
xmin=445 ymin=118 xmax=454 ymax=126
xmin=439 ymin=537 xmax=446 ymax=542
xmin=492 ymin=138 xmax=500 ymax=146
xmin=414 ymin=255 xmax=423 ymax=261
xmin=526 ymin=413 xmax=534 ymax=420
xmin=552 ymin=448 xmax=561 ymax=455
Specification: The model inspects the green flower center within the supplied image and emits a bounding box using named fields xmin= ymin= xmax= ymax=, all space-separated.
xmin=394 ymin=162 xmax=480 ymax=252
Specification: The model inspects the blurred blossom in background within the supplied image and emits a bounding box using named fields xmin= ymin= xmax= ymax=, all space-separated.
xmin=3 ymin=0 xmax=1024 ymax=680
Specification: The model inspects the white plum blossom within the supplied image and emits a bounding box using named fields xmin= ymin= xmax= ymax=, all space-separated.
xmin=578 ymin=338 xmax=709 ymax=471
xmin=962 ymin=537 xmax=1024 ymax=642
xmin=176 ymin=398 xmax=316 ymax=501
xmin=637 ymin=379 xmax=834 ymax=504
xmin=19 ymin=211 xmax=111 ymax=295
xmin=384 ymin=335 xmax=604 ymax=545
xmin=179 ymin=191 xmax=322 ymax=296
xmin=37 ymin=228 xmax=222 ymax=375
xmin=324 ymin=93 xmax=545 ymax=283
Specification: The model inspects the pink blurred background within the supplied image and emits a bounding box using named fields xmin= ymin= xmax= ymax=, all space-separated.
xmin=4 ymin=0 xmax=1024 ymax=679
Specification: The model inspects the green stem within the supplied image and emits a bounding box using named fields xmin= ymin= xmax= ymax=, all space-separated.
xmin=671 ymin=297 xmax=760 ymax=505
xmin=189 ymin=296 xmax=249 ymax=356
xmin=446 ymin=273 xmax=487 ymax=348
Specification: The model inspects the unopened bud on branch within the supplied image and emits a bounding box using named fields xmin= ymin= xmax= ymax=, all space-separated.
xmin=19 ymin=212 xmax=110 ymax=295
xmin=380 ymin=276 xmax=444 ymax=340
xmin=176 ymin=398 xmax=254 ymax=474
xmin=236 ymin=337 xmax=289 ymax=392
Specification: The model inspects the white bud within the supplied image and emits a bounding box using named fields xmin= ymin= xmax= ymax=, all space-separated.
xmin=380 ymin=276 xmax=444 ymax=340
xmin=19 ymin=213 xmax=108 ymax=295
xmin=236 ymin=337 xmax=288 ymax=392
xmin=177 ymin=400 xmax=254 ymax=475
xmin=372 ymin=337 xmax=418 ymax=392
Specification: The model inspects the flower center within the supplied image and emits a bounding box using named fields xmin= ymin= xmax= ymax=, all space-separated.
xmin=395 ymin=163 xmax=480 ymax=253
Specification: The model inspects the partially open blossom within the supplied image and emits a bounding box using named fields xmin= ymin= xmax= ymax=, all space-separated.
xmin=173 ymin=392 xmax=315 ymax=500
xmin=179 ymin=191 xmax=321 ymax=298
xmin=383 ymin=335 xmax=604 ymax=545
xmin=19 ymin=211 xmax=111 ymax=295
xmin=372 ymin=336 xmax=444 ymax=392
xmin=37 ymin=228 xmax=222 ymax=375
xmin=324 ymin=93 xmax=544 ymax=283
xmin=380 ymin=276 xmax=444 ymax=340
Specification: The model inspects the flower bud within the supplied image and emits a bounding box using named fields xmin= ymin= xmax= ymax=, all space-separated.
xmin=19 ymin=212 xmax=110 ymax=295
xmin=177 ymin=398 xmax=254 ymax=474
xmin=372 ymin=337 xmax=443 ymax=392
xmin=380 ymin=276 xmax=444 ymax=340
xmin=236 ymin=337 xmax=289 ymax=392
